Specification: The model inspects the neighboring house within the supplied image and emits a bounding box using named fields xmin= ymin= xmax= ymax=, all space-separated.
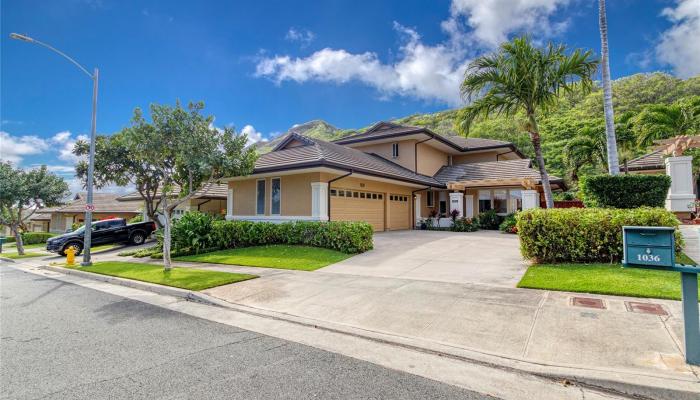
xmin=622 ymin=150 xmax=665 ymax=174
xmin=116 ymin=182 xmax=228 ymax=222
xmin=44 ymin=193 xmax=142 ymax=233
xmin=223 ymin=122 xmax=565 ymax=231
xmin=26 ymin=209 xmax=55 ymax=232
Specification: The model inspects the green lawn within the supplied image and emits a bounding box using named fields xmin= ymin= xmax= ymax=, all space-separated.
xmin=4 ymin=243 xmax=45 ymax=250
xmin=518 ymin=254 xmax=700 ymax=301
xmin=175 ymin=245 xmax=353 ymax=271
xmin=0 ymin=251 xmax=46 ymax=260
xmin=73 ymin=261 xmax=257 ymax=291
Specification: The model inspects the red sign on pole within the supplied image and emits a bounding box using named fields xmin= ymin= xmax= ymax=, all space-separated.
xmin=85 ymin=204 xmax=95 ymax=212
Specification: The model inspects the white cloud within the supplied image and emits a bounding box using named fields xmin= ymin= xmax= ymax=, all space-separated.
xmin=256 ymin=1 xmax=571 ymax=105
xmin=257 ymin=24 xmax=469 ymax=105
xmin=445 ymin=0 xmax=571 ymax=48
xmin=285 ymin=28 xmax=315 ymax=47
xmin=50 ymin=131 xmax=88 ymax=163
xmin=655 ymin=0 xmax=700 ymax=78
xmin=0 ymin=131 xmax=49 ymax=164
xmin=241 ymin=125 xmax=266 ymax=146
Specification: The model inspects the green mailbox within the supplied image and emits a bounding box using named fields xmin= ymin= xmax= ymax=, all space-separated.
xmin=623 ymin=226 xmax=700 ymax=365
xmin=0 ymin=236 xmax=5 ymax=253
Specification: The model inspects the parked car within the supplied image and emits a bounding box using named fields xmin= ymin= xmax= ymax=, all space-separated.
xmin=46 ymin=218 xmax=157 ymax=256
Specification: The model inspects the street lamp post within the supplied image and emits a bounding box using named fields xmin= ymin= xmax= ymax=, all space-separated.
xmin=10 ymin=33 xmax=99 ymax=266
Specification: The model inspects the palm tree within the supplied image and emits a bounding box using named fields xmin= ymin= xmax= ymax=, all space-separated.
xmin=599 ymin=0 xmax=621 ymax=175
xmin=456 ymin=36 xmax=598 ymax=208
xmin=634 ymin=96 xmax=700 ymax=147
xmin=564 ymin=125 xmax=607 ymax=182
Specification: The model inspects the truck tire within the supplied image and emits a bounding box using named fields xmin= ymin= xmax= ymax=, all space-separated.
xmin=61 ymin=242 xmax=83 ymax=257
xmin=130 ymin=231 xmax=146 ymax=245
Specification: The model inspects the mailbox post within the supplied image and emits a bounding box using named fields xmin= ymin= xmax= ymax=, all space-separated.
xmin=622 ymin=226 xmax=700 ymax=365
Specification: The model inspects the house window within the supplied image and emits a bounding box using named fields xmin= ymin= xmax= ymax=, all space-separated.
xmin=439 ymin=200 xmax=447 ymax=216
xmin=478 ymin=190 xmax=492 ymax=213
xmin=256 ymin=179 xmax=266 ymax=215
xmin=271 ymin=178 xmax=281 ymax=215
xmin=494 ymin=189 xmax=508 ymax=214
xmin=509 ymin=189 xmax=522 ymax=212
xmin=391 ymin=143 xmax=399 ymax=158
xmin=426 ymin=191 xmax=434 ymax=207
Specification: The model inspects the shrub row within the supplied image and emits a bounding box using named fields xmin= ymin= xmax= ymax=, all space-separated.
xmin=3 ymin=232 xmax=56 ymax=244
xmin=211 ymin=220 xmax=373 ymax=254
xmin=517 ymin=207 xmax=682 ymax=263
xmin=580 ymin=174 xmax=671 ymax=209
xmin=167 ymin=211 xmax=374 ymax=254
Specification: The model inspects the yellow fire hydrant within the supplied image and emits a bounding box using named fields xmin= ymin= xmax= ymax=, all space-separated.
xmin=65 ymin=246 xmax=76 ymax=266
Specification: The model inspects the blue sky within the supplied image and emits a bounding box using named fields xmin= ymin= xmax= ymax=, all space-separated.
xmin=1 ymin=0 xmax=699 ymax=192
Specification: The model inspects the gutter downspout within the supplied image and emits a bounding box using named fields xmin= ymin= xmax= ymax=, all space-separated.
xmin=411 ymin=186 xmax=432 ymax=229
xmin=415 ymin=137 xmax=433 ymax=173
xmin=327 ymin=171 xmax=353 ymax=222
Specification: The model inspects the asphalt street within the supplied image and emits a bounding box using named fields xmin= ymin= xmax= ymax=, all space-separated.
xmin=0 ymin=266 xmax=495 ymax=399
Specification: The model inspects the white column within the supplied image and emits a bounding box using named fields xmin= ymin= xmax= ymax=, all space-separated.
xmin=665 ymin=156 xmax=695 ymax=212
xmin=225 ymin=188 xmax=234 ymax=221
xmin=522 ymin=190 xmax=540 ymax=210
xmin=449 ymin=192 xmax=464 ymax=217
xmin=414 ymin=194 xmax=422 ymax=226
xmin=464 ymin=194 xmax=474 ymax=218
xmin=311 ymin=182 xmax=329 ymax=220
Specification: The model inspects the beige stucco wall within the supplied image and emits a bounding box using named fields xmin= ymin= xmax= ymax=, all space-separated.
xmin=353 ymin=140 xmax=417 ymax=171
xmin=416 ymin=143 xmax=448 ymax=176
xmin=229 ymin=172 xmax=321 ymax=216
xmin=190 ymin=199 xmax=226 ymax=217
xmin=453 ymin=150 xmax=519 ymax=164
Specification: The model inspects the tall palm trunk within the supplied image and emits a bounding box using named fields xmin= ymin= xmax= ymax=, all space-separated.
xmin=599 ymin=0 xmax=620 ymax=175
xmin=527 ymin=114 xmax=554 ymax=208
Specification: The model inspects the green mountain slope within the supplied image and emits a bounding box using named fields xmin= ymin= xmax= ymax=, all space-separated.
xmin=258 ymin=73 xmax=699 ymax=184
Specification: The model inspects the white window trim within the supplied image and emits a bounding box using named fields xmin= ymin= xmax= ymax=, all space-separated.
xmin=256 ymin=178 xmax=266 ymax=216
xmin=270 ymin=177 xmax=281 ymax=216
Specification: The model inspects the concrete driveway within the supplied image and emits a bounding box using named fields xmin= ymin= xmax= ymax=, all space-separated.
xmin=320 ymin=230 xmax=528 ymax=287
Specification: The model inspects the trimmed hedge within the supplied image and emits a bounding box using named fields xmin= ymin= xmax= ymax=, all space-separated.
xmin=517 ymin=208 xmax=682 ymax=263
xmin=211 ymin=220 xmax=374 ymax=254
xmin=580 ymin=174 xmax=671 ymax=208
xmin=3 ymin=232 xmax=56 ymax=244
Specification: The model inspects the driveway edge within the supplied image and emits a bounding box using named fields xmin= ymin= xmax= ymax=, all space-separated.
xmin=38 ymin=264 xmax=699 ymax=399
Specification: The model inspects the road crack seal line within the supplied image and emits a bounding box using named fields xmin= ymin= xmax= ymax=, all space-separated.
xmin=521 ymin=290 xmax=548 ymax=358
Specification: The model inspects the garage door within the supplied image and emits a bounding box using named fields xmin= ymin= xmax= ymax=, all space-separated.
xmin=388 ymin=194 xmax=410 ymax=230
xmin=330 ymin=188 xmax=385 ymax=231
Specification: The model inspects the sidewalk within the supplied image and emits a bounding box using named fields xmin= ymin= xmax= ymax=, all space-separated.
xmin=11 ymin=246 xmax=700 ymax=397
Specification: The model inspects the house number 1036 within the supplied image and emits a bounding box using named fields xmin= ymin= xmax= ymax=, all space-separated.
xmin=637 ymin=253 xmax=661 ymax=262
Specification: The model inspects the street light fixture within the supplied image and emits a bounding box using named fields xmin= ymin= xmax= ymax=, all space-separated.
xmin=10 ymin=33 xmax=99 ymax=266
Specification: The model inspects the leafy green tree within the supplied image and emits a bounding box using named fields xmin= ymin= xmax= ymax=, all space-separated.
xmin=118 ymin=102 xmax=256 ymax=270
xmin=456 ymin=36 xmax=598 ymax=208
xmin=598 ymin=0 xmax=620 ymax=175
xmin=74 ymin=132 xmax=166 ymax=228
xmin=633 ymin=96 xmax=700 ymax=146
xmin=0 ymin=163 xmax=69 ymax=255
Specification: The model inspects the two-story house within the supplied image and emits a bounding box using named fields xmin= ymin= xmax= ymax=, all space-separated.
xmin=223 ymin=122 xmax=565 ymax=231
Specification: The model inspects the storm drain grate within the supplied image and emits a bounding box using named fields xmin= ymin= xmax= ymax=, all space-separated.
xmin=571 ymin=296 xmax=606 ymax=309
xmin=625 ymin=301 xmax=668 ymax=316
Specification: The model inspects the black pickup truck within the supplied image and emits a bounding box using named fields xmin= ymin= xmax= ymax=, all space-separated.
xmin=46 ymin=218 xmax=157 ymax=256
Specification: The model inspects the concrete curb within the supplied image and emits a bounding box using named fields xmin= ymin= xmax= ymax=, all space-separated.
xmin=40 ymin=265 xmax=220 ymax=307
xmin=38 ymin=264 xmax=699 ymax=399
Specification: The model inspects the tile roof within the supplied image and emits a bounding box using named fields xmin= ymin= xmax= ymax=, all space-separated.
xmin=256 ymin=133 xmax=443 ymax=187
xmin=433 ymin=159 xmax=563 ymax=185
xmin=333 ymin=121 xmax=512 ymax=151
xmin=117 ymin=182 xmax=228 ymax=201
xmin=53 ymin=193 xmax=142 ymax=214
xmin=623 ymin=150 xmax=665 ymax=171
